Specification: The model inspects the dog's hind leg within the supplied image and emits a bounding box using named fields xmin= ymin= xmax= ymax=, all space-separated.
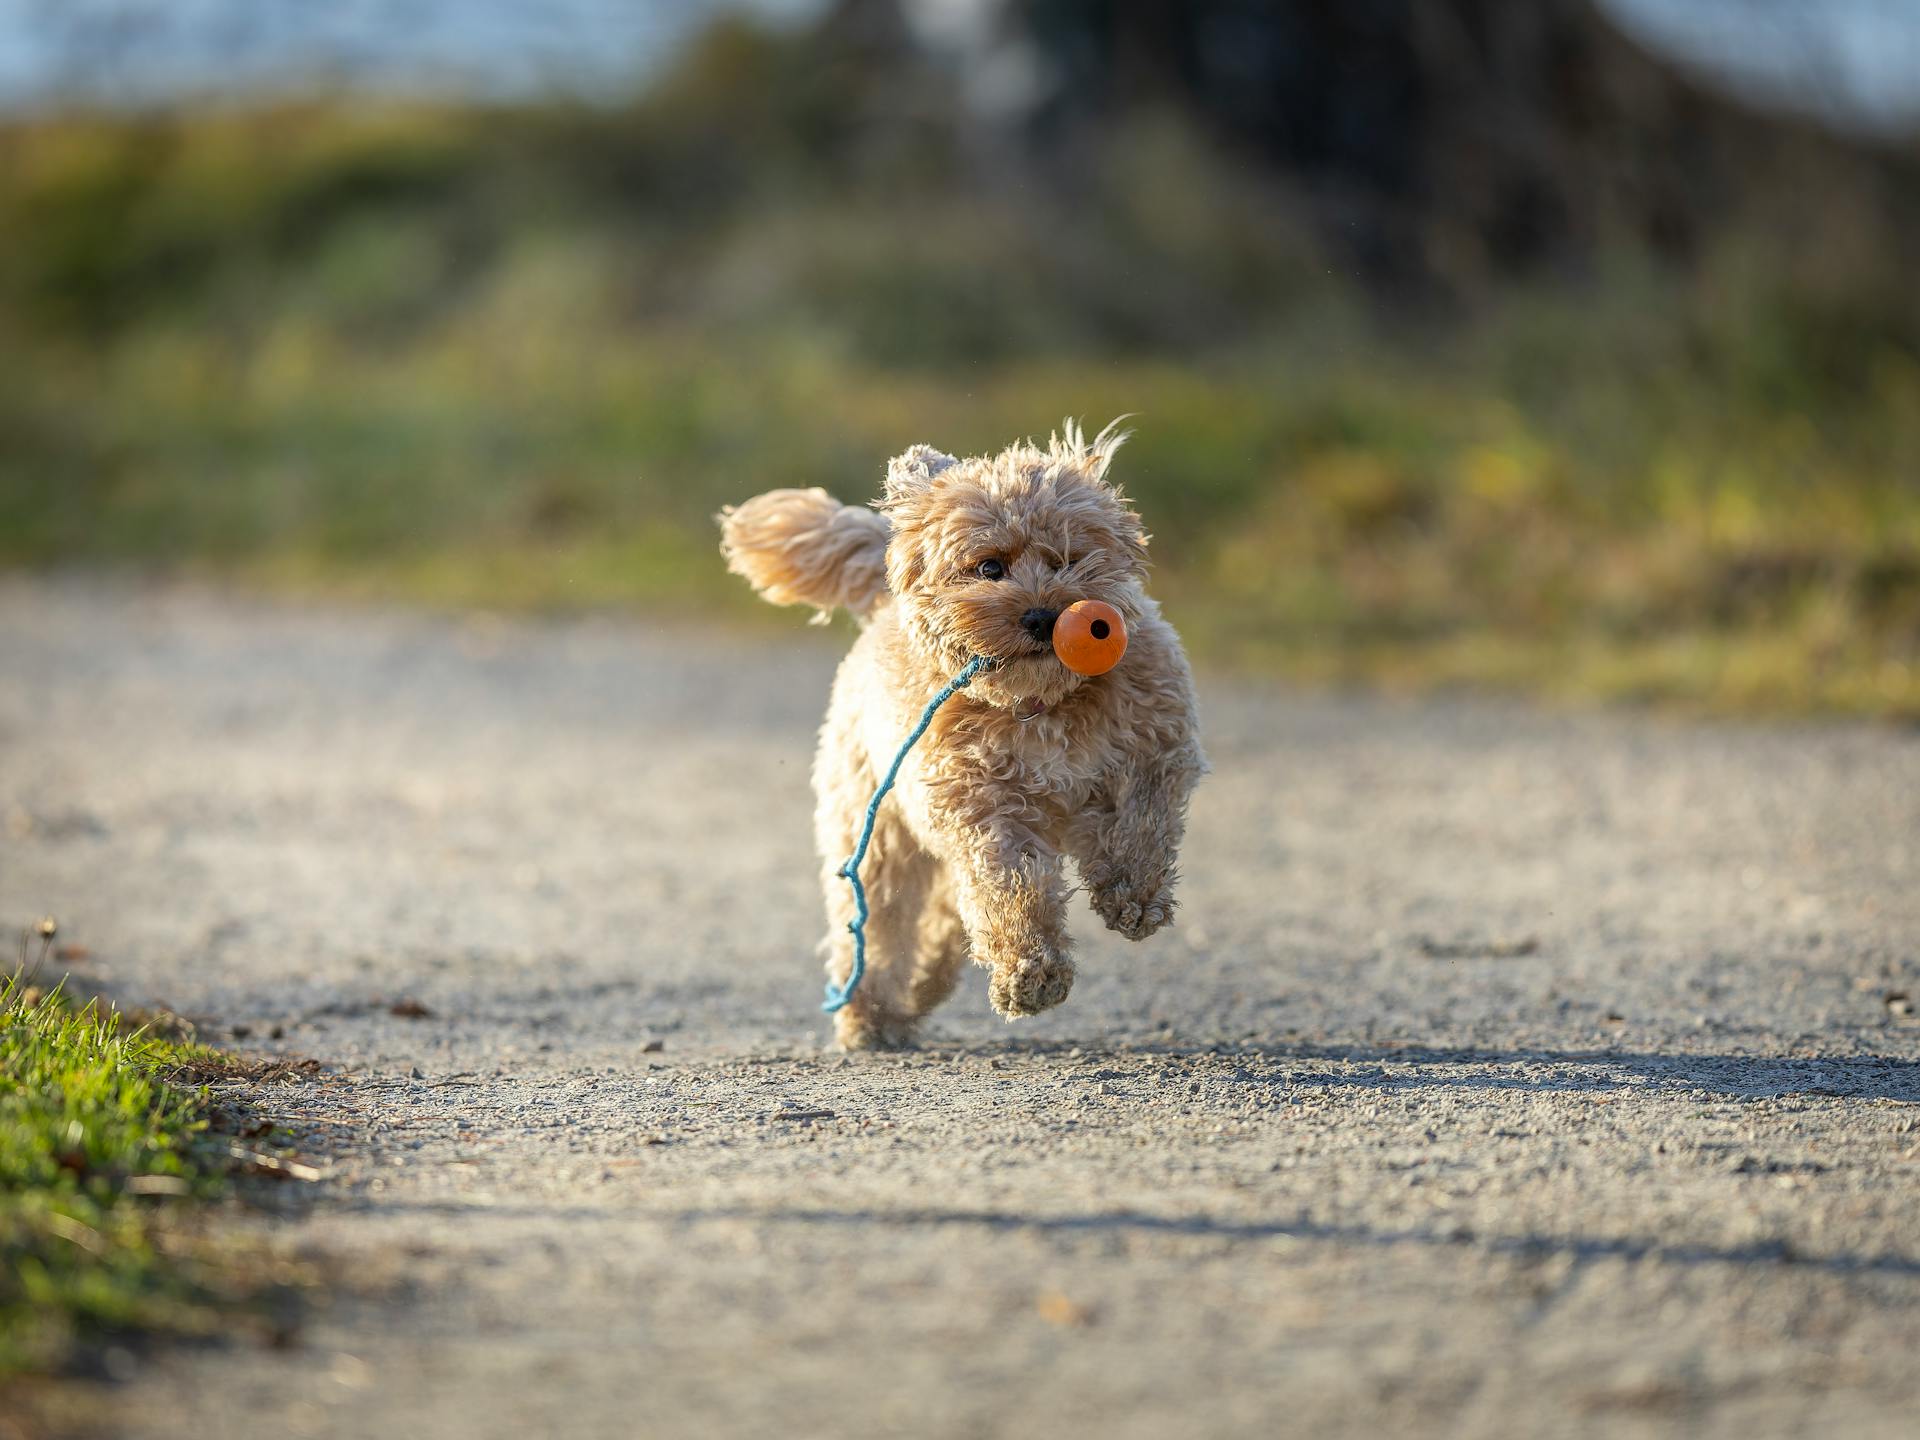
xmin=821 ymin=803 xmax=941 ymax=1051
xmin=905 ymin=863 xmax=970 ymax=1019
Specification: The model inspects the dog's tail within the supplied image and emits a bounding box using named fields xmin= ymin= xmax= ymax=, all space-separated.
xmin=718 ymin=488 xmax=891 ymax=622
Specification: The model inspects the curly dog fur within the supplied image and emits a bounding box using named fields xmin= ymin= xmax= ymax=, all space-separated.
xmin=720 ymin=421 xmax=1207 ymax=1049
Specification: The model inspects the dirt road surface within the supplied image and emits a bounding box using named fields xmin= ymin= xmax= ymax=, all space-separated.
xmin=3 ymin=579 xmax=1917 ymax=1439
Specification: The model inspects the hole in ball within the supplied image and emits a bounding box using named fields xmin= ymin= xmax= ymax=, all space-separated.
xmin=1089 ymin=619 xmax=1110 ymax=640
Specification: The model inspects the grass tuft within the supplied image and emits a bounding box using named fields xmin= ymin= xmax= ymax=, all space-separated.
xmin=0 ymin=962 xmax=295 ymax=1379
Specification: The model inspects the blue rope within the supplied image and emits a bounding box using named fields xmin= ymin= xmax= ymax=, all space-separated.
xmin=823 ymin=654 xmax=990 ymax=1012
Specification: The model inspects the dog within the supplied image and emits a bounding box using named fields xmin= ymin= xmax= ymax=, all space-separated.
xmin=719 ymin=421 xmax=1206 ymax=1049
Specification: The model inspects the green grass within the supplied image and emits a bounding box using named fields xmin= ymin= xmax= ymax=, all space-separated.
xmin=0 ymin=953 xmax=286 ymax=1378
xmin=6 ymin=307 xmax=1914 ymax=719
xmin=2 ymin=54 xmax=1917 ymax=719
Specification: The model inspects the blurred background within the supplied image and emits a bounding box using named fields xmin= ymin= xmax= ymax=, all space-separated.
xmin=2 ymin=0 xmax=1918 ymax=716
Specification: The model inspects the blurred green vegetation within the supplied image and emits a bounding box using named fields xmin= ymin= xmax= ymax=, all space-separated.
xmin=1 ymin=19 xmax=1917 ymax=716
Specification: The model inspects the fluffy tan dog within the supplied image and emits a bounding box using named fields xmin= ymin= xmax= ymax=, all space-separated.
xmin=720 ymin=421 xmax=1206 ymax=1049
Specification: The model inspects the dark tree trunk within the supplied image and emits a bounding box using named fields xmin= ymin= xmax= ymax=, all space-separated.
xmin=827 ymin=0 xmax=1918 ymax=293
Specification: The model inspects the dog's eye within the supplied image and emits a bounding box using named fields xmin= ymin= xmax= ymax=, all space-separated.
xmin=974 ymin=558 xmax=1006 ymax=581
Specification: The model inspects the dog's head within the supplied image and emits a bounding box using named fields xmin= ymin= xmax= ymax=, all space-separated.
xmin=879 ymin=420 xmax=1147 ymax=708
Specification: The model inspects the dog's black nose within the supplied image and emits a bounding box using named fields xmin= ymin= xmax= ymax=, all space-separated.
xmin=1020 ymin=607 xmax=1059 ymax=641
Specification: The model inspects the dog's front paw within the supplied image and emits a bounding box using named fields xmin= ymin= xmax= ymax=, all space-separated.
xmin=988 ymin=949 xmax=1075 ymax=1019
xmin=1090 ymin=880 xmax=1175 ymax=941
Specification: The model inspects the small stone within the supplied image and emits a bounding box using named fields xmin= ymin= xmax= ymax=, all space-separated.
xmin=1036 ymin=1291 xmax=1094 ymax=1327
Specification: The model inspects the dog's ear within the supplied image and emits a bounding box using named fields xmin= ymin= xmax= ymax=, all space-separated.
xmin=880 ymin=444 xmax=956 ymax=510
xmin=1115 ymin=500 xmax=1151 ymax=570
xmin=1069 ymin=482 xmax=1151 ymax=582
xmin=879 ymin=445 xmax=955 ymax=593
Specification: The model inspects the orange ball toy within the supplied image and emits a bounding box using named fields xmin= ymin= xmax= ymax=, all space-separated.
xmin=1052 ymin=599 xmax=1128 ymax=676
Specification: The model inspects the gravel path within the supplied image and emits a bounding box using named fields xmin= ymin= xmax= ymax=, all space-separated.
xmin=4 ymin=579 xmax=1918 ymax=1440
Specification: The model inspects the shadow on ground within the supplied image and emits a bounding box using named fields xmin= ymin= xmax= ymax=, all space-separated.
xmin=893 ymin=1037 xmax=1920 ymax=1103
xmin=661 ymin=1205 xmax=1920 ymax=1279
